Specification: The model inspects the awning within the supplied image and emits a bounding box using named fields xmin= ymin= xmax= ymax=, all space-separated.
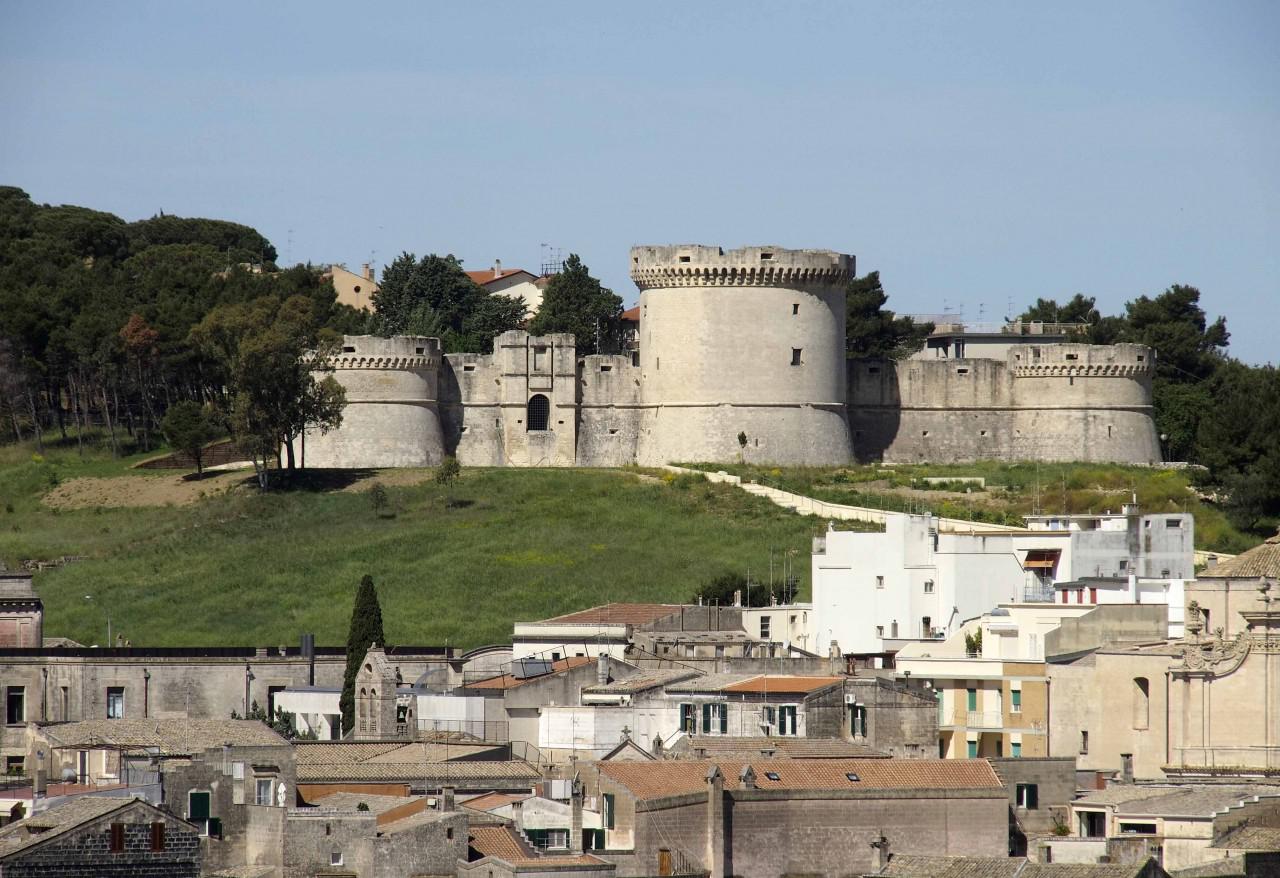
xmin=1022 ymin=550 xmax=1060 ymax=570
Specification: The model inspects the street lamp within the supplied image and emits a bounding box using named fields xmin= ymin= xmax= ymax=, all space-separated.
xmin=83 ymin=595 xmax=111 ymax=646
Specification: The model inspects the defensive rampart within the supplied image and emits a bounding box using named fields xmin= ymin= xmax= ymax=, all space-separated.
xmin=848 ymin=342 xmax=1161 ymax=464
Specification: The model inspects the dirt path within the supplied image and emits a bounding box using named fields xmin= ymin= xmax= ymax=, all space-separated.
xmin=42 ymin=469 xmax=252 ymax=509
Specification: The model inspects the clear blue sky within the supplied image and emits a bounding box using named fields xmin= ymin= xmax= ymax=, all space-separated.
xmin=2 ymin=2 xmax=1276 ymax=363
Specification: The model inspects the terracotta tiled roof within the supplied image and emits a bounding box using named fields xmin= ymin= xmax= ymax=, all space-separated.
xmin=541 ymin=602 xmax=686 ymax=626
xmin=722 ymin=675 xmax=845 ymax=695
xmin=466 ymin=268 xmax=536 ymax=286
xmin=465 ymin=656 xmax=595 ymax=690
xmin=297 ymin=759 xmax=540 ymax=784
xmin=600 ymin=758 xmax=1001 ymax=801
xmin=462 ymin=792 xmax=532 ymax=813
xmin=621 ymin=306 xmax=640 ymax=322
xmin=1199 ymin=531 xmax=1280 ymax=579
xmin=467 ymin=824 xmax=607 ymax=867
xmin=40 ymin=719 xmax=288 ymax=755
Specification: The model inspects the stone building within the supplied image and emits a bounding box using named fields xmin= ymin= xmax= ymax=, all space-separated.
xmin=297 ymin=244 xmax=1163 ymax=469
xmin=0 ymin=795 xmax=201 ymax=878
xmin=589 ymin=757 xmax=1008 ymax=878
xmin=0 ymin=573 xmax=41 ymax=650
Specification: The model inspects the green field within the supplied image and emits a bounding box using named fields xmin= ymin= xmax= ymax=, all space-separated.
xmin=681 ymin=460 xmax=1262 ymax=554
xmin=0 ymin=438 xmax=837 ymax=649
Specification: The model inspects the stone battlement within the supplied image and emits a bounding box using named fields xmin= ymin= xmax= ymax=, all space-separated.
xmin=630 ymin=244 xmax=854 ymax=290
xmin=327 ymin=335 xmax=441 ymax=370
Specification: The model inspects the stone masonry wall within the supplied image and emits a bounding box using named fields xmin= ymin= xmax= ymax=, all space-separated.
xmin=0 ymin=806 xmax=200 ymax=878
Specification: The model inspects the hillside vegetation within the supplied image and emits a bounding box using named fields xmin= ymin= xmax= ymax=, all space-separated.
xmin=0 ymin=437 xmax=836 ymax=649
xmin=683 ymin=460 xmax=1261 ymax=554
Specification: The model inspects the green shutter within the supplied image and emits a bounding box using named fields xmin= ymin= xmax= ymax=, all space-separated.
xmin=207 ymin=817 xmax=222 ymax=838
xmin=702 ymin=704 xmax=711 ymax=734
xmin=719 ymin=704 xmax=728 ymax=735
xmin=1012 ymin=742 xmax=1022 ymax=758
xmin=967 ymin=688 xmax=977 ymax=711
xmin=967 ymin=740 xmax=977 ymax=758
xmin=1012 ymin=690 xmax=1022 ymax=709
xmin=603 ymin=793 xmax=615 ymax=830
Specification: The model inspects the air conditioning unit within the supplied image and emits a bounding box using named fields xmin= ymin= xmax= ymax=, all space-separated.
xmin=845 ymin=694 xmax=857 ymax=705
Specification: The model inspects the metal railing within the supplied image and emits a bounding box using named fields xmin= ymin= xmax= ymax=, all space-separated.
xmin=966 ymin=711 xmax=1005 ymax=730
xmin=1023 ymin=584 xmax=1057 ymax=603
xmin=415 ymin=718 xmax=509 ymax=742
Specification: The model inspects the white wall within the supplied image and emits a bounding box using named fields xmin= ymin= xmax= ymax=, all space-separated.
xmin=276 ymin=689 xmax=340 ymax=740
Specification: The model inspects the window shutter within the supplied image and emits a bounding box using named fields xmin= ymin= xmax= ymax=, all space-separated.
xmin=189 ymin=791 xmax=210 ymax=820
xmin=719 ymin=704 xmax=728 ymax=735
xmin=150 ymin=821 xmax=166 ymax=852
xmin=109 ymin=823 xmax=125 ymax=853
xmin=702 ymin=704 xmax=711 ymax=734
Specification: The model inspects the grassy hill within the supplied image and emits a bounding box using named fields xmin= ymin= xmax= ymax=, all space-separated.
xmin=0 ymin=439 xmax=833 ymax=650
xmin=682 ymin=460 xmax=1261 ymax=554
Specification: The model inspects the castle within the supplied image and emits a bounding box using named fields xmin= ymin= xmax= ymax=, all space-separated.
xmin=295 ymin=245 xmax=1162 ymax=469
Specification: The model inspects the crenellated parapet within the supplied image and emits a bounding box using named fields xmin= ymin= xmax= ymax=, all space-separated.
xmin=324 ymin=336 xmax=442 ymax=371
xmin=630 ymin=245 xmax=854 ymax=291
xmin=328 ymin=353 xmax=441 ymax=370
xmin=1012 ymin=363 xmax=1152 ymax=378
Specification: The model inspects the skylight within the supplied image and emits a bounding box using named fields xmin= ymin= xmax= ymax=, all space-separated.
xmin=845 ymin=772 xmax=860 ymax=782
xmin=764 ymin=771 xmax=780 ymax=781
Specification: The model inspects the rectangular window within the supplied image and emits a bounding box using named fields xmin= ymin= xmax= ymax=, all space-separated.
xmin=603 ymin=793 xmax=615 ymax=830
xmin=1011 ymin=742 xmax=1022 ymax=758
xmin=759 ymin=616 xmax=771 ymax=640
xmin=720 ymin=703 xmax=729 ymax=735
xmin=967 ymin=688 xmax=977 ymax=712
xmin=1089 ymin=587 xmax=1098 ymax=603
xmin=852 ymin=705 xmax=868 ymax=738
xmin=189 ymin=790 xmax=211 ymax=836
xmin=967 ymin=739 xmax=978 ymax=758
xmin=1016 ymin=783 xmax=1039 ymax=809
xmin=876 ymin=575 xmax=885 ymax=589
xmin=150 ymin=821 xmax=166 ymax=852
xmin=5 ymin=687 xmax=23 ymax=725
xmin=791 ymin=348 xmax=802 ymax=366
xmin=792 ymin=303 xmax=799 ymax=315
xmin=1081 ymin=730 xmax=1089 ymax=754
xmin=545 ymin=828 xmax=569 ymax=850
xmin=779 ymin=705 xmax=798 ymax=736
xmin=331 ymin=852 xmax=344 ymax=866
xmin=1166 ymin=518 xmax=1181 ymax=528
xmin=924 ymin=580 xmax=934 ymax=593
xmin=679 ymin=703 xmax=695 ymax=733
xmin=106 ymin=687 xmax=125 ymax=719
xmin=1119 ymin=822 xmax=1157 ymax=835
xmin=110 ymin=822 xmax=125 ymax=853
xmin=255 ymin=778 xmax=274 ymax=806
xmin=1011 ymin=690 xmax=1022 ymax=713
xmin=702 ymin=703 xmax=712 ymax=734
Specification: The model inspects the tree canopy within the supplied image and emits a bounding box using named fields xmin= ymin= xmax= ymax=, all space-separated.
xmin=527 ymin=254 xmax=623 ymax=355
xmin=370 ymin=252 xmax=525 ymax=353
xmin=340 ymin=574 xmax=387 ymax=735
xmin=844 ymin=271 xmax=933 ymax=360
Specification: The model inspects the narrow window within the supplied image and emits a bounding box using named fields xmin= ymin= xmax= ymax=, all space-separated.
xmin=1107 ymin=425 xmax=1113 ymax=438
xmin=1133 ymin=677 xmax=1150 ymax=730
xmin=150 ymin=821 xmax=166 ymax=852
xmin=1012 ymin=742 xmax=1022 ymax=758
xmin=792 ymin=303 xmax=799 ymax=315
xmin=1011 ymin=689 xmax=1022 ymax=713
xmin=1016 ymin=783 xmax=1039 ymax=809
xmin=599 ymin=364 xmax=612 ymax=372
xmin=967 ymin=688 xmax=977 ymax=712
xmin=1080 ymin=730 xmax=1089 ymax=754
xmin=678 ymin=255 xmax=691 ymax=263
xmin=791 ymin=348 xmax=802 ymax=366
xmin=106 ymin=687 xmax=124 ymax=720
xmin=603 ymin=793 xmax=616 ymax=830
xmin=463 ymin=364 xmax=476 ymax=372
xmin=876 ymin=576 xmax=884 ymax=589
xmin=110 ymin=822 xmax=125 ymax=853
xmin=967 ymin=740 xmax=978 ymax=758
xmin=759 ymin=616 xmax=771 ymax=640
xmin=924 ymin=580 xmax=934 ymax=594
xmin=1166 ymin=518 xmax=1181 ymax=528
xmin=5 ymin=687 xmax=23 ymax=725
xmin=526 ymin=394 xmax=550 ymax=431
xmin=342 ymin=345 xmax=356 ymax=353
xmin=256 ymin=778 xmax=274 ymax=806
xmin=761 ymin=252 xmax=774 ymax=260
xmin=415 ymin=346 xmax=425 ymax=355
xmin=956 ymin=367 xmax=969 ymax=375
xmin=875 ymin=625 xmax=884 ymax=637
xmin=891 ymin=620 xmax=898 ymax=638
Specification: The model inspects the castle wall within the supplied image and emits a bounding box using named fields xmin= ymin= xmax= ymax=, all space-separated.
xmin=295 ymin=335 xmax=444 ymax=469
xmin=631 ymin=244 xmax=854 ymax=466
xmin=441 ymin=331 xmax=578 ymax=467
xmin=577 ymin=354 xmax=643 ymax=467
xmin=849 ymin=342 xmax=1160 ymax=464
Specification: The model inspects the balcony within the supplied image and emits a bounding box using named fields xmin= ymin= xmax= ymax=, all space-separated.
xmin=966 ymin=711 xmax=1005 ymax=729
xmin=1022 ymin=584 xmax=1057 ymax=603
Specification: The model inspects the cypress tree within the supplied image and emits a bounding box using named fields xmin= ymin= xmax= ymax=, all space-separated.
xmin=339 ymin=574 xmax=386 ymax=735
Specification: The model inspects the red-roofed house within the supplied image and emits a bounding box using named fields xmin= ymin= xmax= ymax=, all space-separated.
xmin=466 ymin=262 xmax=545 ymax=318
xmin=586 ymin=758 xmax=1007 ymax=878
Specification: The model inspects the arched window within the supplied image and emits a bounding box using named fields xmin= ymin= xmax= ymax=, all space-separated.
xmin=1133 ymin=677 xmax=1149 ymax=730
xmin=527 ymin=394 xmax=550 ymax=431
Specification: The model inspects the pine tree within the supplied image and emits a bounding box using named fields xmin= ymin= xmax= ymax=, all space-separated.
xmin=339 ymin=574 xmax=386 ymax=735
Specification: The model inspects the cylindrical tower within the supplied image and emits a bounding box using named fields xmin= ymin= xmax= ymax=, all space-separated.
xmin=296 ymin=335 xmax=445 ymax=468
xmin=631 ymin=244 xmax=855 ymax=466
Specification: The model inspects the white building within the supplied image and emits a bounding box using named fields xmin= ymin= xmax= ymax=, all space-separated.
xmin=812 ymin=507 xmax=1192 ymax=657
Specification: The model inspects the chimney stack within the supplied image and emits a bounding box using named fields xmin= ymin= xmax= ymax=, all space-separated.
xmin=362 ymin=263 xmax=373 ymax=282
xmin=570 ymin=776 xmax=584 ymax=855
xmin=1120 ymin=753 xmax=1134 ymax=784
xmin=442 ymin=786 xmax=456 ymax=811
xmin=732 ymin=590 xmax=742 ymax=608
xmin=705 ymin=766 xmax=725 ymax=878
xmin=301 ymin=633 xmax=315 ymax=686
xmin=511 ymin=798 xmax=524 ymax=831
xmin=597 ymin=653 xmax=610 ymax=687
xmin=494 ymin=259 xmax=502 ymax=280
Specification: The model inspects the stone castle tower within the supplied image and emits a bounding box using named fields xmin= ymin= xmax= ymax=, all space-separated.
xmin=296 ymin=336 xmax=444 ymax=469
xmin=630 ymin=245 xmax=856 ymax=466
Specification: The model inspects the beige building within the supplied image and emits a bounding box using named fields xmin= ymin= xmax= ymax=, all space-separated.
xmin=1049 ymin=532 xmax=1280 ymax=781
xmin=328 ymin=263 xmax=379 ymax=311
xmin=467 ymin=262 xmax=544 ymax=318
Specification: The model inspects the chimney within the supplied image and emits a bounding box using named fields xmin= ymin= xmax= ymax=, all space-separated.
xmin=597 ymin=653 xmax=609 ymax=686
xmin=705 ymin=766 xmax=725 ymax=878
xmin=511 ymin=798 xmax=524 ymax=831
xmin=301 ymin=633 xmax=315 ymax=686
xmin=830 ymin=640 xmax=843 ymax=675
xmin=494 ymin=259 xmax=502 ymax=280
xmin=1119 ymin=753 xmax=1134 ymax=784
xmin=732 ymin=590 xmax=742 ymax=608
xmin=570 ymin=776 xmax=584 ymax=856
xmin=362 ymin=263 xmax=373 ymax=282
xmin=442 ymin=786 xmax=456 ymax=811
xmin=738 ymin=765 xmax=757 ymax=790
xmin=871 ymin=834 xmax=891 ymax=870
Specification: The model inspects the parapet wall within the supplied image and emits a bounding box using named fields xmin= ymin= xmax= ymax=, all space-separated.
xmin=849 ymin=342 xmax=1161 ymax=464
